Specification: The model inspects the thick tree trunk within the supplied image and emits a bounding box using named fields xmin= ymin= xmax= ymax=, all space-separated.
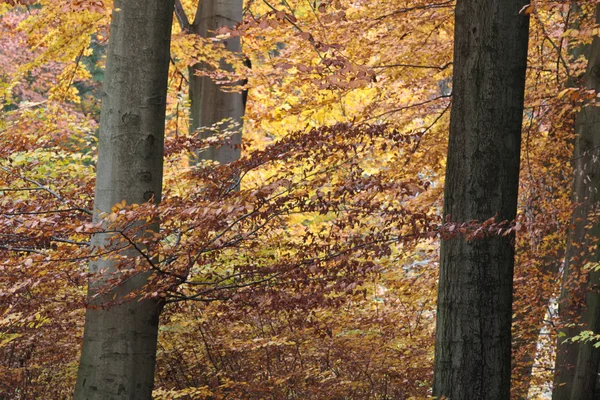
xmin=554 ymin=8 xmax=600 ymax=399
xmin=432 ymin=1 xmax=530 ymax=399
xmin=74 ymin=1 xmax=174 ymax=399
xmin=190 ymin=0 xmax=244 ymax=164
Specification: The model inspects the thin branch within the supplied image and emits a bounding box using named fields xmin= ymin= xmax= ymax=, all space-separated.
xmin=0 ymin=166 xmax=93 ymax=215
xmin=51 ymin=236 xmax=88 ymax=246
xmin=0 ymin=245 xmax=44 ymax=254
xmin=531 ymin=0 xmax=572 ymax=83
xmin=261 ymin=0 xmax=329 ymax=66
xmin=166 ymin=294 xmax=230 ymax=303
xmin=170 ymin=56 xmax=189 ymax=83
xmin=405 ymin=100 xmax=451 ymax=163
xmin=174 ymin=233 xmax=421 ymax=303
xmin=0 ymin=187 xmax=45 ymax=192
xmin=367 ymin=94 xmax=452 ymax=122
xmin=2 ymin=208 xmax=91 ymax=216
xmin=375 ymin=1 xmax=454 ymax=21
xmin=62 ymin=47 xmax=85 ymax=102
xmin=118 ymin=231 xmax=187 ymax=282
xmin=373 ymin=62 xmax=452 ymax=70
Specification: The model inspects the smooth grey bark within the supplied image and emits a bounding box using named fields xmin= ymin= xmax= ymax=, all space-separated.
xmin=74 ymin=1 xmax=174 ymax=398
xmin=432 ymin=1 xmax=530 ymax=399
xmin=553 ymin=7 xmax=600 ymax=400
xmin=190 ymin=0 xmax=244 ymax=164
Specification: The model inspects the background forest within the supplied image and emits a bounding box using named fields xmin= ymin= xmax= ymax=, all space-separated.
xmin=0 ymin=0 xmax=598 ymax=399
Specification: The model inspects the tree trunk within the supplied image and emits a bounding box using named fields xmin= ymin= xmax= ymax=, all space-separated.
xmin=518 ymin=7 xmax=593 ymax=399
xmin=432 ymin=1 xmax=530 ymax=399
xmin=512 ymin=255 xmax=563 ymax=399
xmin=74 ymin=1 xmax=174 ymax=399
xmin=190 ymin=0 xmax=244 ymax=164
xmin=554 ymin=7 xmax=600 ymax=400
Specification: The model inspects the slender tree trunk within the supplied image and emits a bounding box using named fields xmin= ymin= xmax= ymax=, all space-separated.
xmin=553 ymin=8 xmax=600 ymax=400
xmin=74 ymin=1 xmax=174 ymax=398
xmin=190 ymin=0 xmax=244 ymax=164
xmin=432 ymin=1 xmax=530 ymax=399
xmin=512 ymin=255 xmax=563 ymax=399
xmin=553 ymin=230 xmax=588 ymax=399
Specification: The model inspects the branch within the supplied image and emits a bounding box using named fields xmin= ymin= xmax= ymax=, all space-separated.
xmin=51 ymin=236 xmax=88 ymax=246
xmin=0 ymin=166 xmax=93 ymax=215
xmin=375 ymin=1 xmax=454 ymax=21
xmin=174 ymin=0 xmax=191 ymax=31
xmin=373 ymin=62 xmax=452 ymax=70
xmin=2 ymin=208 xmax=91 ymax=216
xmin=0 ymin=245 xmax=44 ymax=254
xmin=405 ymin=100 xmax=451 ymax=162
xmin=0 ymin=187 xmax=45 ymax=192
xmin=367 ymin=94 xmax=452 ymax=122
xmin=530 ymin=0 xmax=572 ymax=83
xmin=118 ymin=230 xmax=187 ymax=282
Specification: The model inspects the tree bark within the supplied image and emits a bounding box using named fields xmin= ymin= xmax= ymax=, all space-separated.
xmin=553 ymin=7 xmax=600 ymax=400
xmin=432 ymin=1 xmax=530 ymax=399
xmin=512 ymin=255 xmax=563 ymax=399
xmin=190 ymin=0 xmax=244 ymax=164
xmin=74 ymin=1 xmax=174 ymax=399
xmin=518 ymin=7 xmax=593 ymax=398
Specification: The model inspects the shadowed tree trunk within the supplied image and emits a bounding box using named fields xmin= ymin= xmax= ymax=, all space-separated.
xmin=190 ymin=0 xmax=244 ymax=164
xmin=512 ymin=254 xmax=563 ymax=399
xmin=432 ymin=0 xmax=530 ymax=399
xmin=553 ymin=7 xmax=600 ymax=400
xmin=515 ymin=7 xmax=593 ymax=398
xmin=508 ymin=6 xmax=596 ymax=399
xmin=74 ymin=1 xmax=174 ymax=398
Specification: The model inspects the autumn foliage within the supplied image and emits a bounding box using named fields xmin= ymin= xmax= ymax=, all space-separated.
xmin=0 ymin=0 xmax=595 ymax=398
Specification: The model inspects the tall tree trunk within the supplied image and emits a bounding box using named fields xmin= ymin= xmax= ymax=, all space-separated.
xmin=553 ymin=7 xmax=600 ymax=400
xmin=512 ymin=255 xmax=563 ymax=399
xmin=517 ymin=7 xmax=592 ymax=399
xmin=74 ymin=1 xmax=174 ymax=398
xmin=190 ymin=0 xmax=244 ymax=164
xmin=432 ymin=1 xmax=530 ymax=399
